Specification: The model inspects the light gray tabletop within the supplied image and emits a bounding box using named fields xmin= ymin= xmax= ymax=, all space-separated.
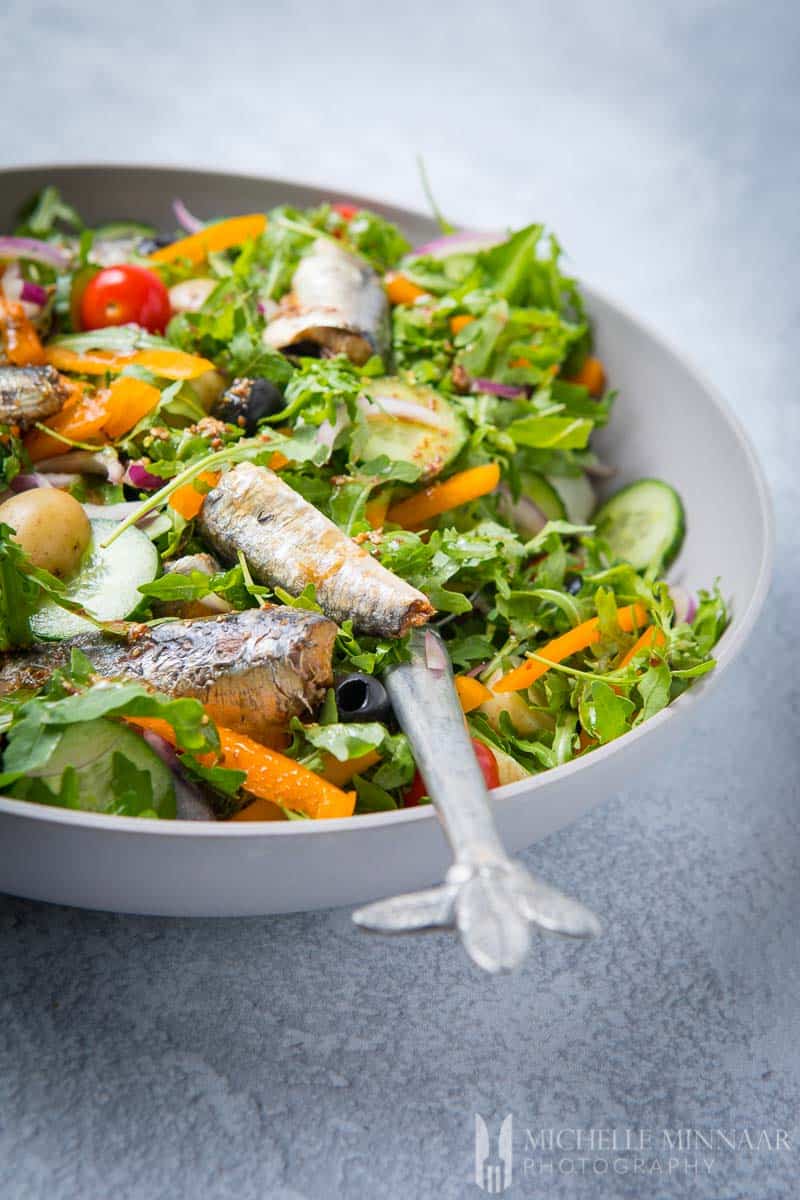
xmin=1 ymin=1 xmax=797 ymax=1197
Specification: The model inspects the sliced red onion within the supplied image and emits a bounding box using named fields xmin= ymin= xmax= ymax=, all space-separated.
xmin=410 ymin=230 xmax=502 ymax=260
xmin=496 ymin=484 xmax=547 ymax=537
xmin=126 ymin=461 xmax=164 ymax=491
xmin=35 ymin=447 xmax=124 ymax=483
xmin=2 ymin=262 xmax=47 ymax=317
xmin=10 ymin=472 xmax=54 ymax=491
xmin=471 ymin=377 xmax=527 ymax=399
xmin=424 ymin=629 xmax=449 ymax=674
xmin=583 ymin=459 xmax=617 ymax=480
xmin=173 ymin=198 xmax=204 ymax=234
xmin=20 ymin=280 xmax=48 ymax=306
xmin=357 ymin=393 xmax=451 ymax=430
xmin=669 ymin=584 xmax=697 ymax=624
xmin=465 ymin=661 xmax=489 ymax=678
xmin=81 ymin=502 xmax=168 ymax=534
xmin=141 ymin=730 xmax=216 ymax=821
xmin=0 ymin=236 xmax=70 ymax=270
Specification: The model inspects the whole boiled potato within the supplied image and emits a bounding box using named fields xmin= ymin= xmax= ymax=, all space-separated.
xmin=0 ymin=488 xmax=91 ymax=578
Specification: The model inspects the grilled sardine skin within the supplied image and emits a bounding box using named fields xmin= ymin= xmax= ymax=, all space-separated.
xmin=0 ymin=607 xmax=337 ymax=746
xmin=0 ymin=366 xmax=69 ymax=430
xmin=199 ymin=463 xmax=434 ymax=638
xmin=263 ymin=240 xmax=389 ymax=365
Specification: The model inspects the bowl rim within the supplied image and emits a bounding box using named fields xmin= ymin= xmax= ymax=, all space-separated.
xmin=0 ymin=162 xmax=775 ymax=840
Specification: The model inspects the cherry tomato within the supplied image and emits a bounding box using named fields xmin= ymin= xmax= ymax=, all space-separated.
xmin=80 ymin=264 xmax=171 ymax=333
xmin=472 ymin=739 xmax=501 ymax=789
xmin=403 ymin=738 xmax=500 ymax=806
xmin=332 ymin=202 xmax=359 ymax=221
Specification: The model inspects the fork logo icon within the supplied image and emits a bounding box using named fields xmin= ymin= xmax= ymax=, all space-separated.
xmin=474 ymin=1113 xmax=513 ymax=1193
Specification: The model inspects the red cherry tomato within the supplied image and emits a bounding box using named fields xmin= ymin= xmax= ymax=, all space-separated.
xmin=79 ymin=264 xmax=171 ymax=333
xmin=332 ymin=202 xmax=359 ymax=221
xmin=403 ymin=738 xmax=500 ymax=807
xmin=472 ymin=739 xmax=501 ymax=789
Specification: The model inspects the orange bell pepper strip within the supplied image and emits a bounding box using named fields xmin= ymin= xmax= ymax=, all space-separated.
xmin=387 ymin=462 xmax=501 ymax=530
xmin=220 ymin=728 xmax=356 ymax=819
xmin=44 ymin=344 xmax=214 ymax=380
xmin=147 ymin=214 xmax=267 ymax=266
xmin=25 ymin=376 xmax=162 ymax=459
xmin=617 ymin=624 xmax=667 ymax=670
xmin=567 ymin=355 xmax=606 ymax=397
xmin=268 ymin=450 xmax=289 ymax=472
xmin=24 ymin=384 xmax=109 ymax=460
xmin=101 ymin=376 xmax=161 ymax=439
xmin=44 ymin=346 xmax=128 ymax=375
xmin=127 ymin=716 xmax=356 ymax=819
xmin=365 ymin=492 xmax=391 ymax=529
xmin=0 ymin=299 xmax=46 ymax=365
xmin=492 ymin=603 xmax=650 ymax=694
xmin=449 ymin=314 xmax=474 ymax=335
xmin=319 ymin=748 xmax=382 ymax=788
xmin=169 ymin=470 xmax=221 ymax=520
xmin=455 ymin=675 xmax=493 ymax=714
xmin=130 ymin=349 xmax=216 ymax=380
xmin=384 ymin=272 xmax=427 ymax=305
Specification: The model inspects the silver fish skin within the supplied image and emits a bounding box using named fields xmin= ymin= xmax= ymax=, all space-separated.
xmin=199 ymin=462 xmax=435 ymax=638
xmin=0 ymin=365 xmax=69 ymax=431
xmin=263 ymin=239 xmax=389 ymax=365
xmin=0 ymin=607 xmax=337 ymax=747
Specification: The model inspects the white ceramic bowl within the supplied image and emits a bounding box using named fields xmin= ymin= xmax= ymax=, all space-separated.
xmin=0 ymin=165 xmax=773 ymax=915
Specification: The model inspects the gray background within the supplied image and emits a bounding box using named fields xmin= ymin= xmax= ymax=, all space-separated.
xmin=1 ymin=1 xmax=798 ymax=1196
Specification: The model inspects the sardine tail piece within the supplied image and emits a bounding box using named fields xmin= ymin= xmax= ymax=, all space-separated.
xmin=352 ymin=885 xmax=458 ymax=932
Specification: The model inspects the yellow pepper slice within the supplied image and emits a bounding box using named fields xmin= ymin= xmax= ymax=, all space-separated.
xmin=45 ymin=345 xmax=214 ymax=380
xmin=147 ymin=214 xmax=267 ymax=265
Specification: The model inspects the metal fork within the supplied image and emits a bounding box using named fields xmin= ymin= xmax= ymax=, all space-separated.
xmin=352 ymin=629 xmax=601 ymax=973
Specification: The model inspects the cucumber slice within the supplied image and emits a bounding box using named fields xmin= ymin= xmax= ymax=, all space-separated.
xmin=351 ymin=377 xmax=467 ymax=478
xmin=547 ymin=472 xmax=596 ymax=523
xmin=21 ymin=718 xmax=175 ymax=817
xmin=31 ymin=518 xmax=159 ymax=640
xmin=593 ymin=478 xmax=685 ymax=570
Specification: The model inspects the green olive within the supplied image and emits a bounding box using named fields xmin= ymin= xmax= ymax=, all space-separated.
xmin=0 ymin=488 xmax=91 ymax=579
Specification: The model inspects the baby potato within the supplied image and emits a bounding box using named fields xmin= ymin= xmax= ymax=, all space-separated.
xmin=0 ymin=488 xmax=91 ymax=578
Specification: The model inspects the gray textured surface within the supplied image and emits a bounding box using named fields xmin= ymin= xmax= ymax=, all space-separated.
xmin=1 ymin=1 xmax=798 ymax=1196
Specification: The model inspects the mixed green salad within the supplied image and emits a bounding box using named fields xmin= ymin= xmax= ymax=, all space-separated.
xmin=0 ymin=186 xmax=727 ymax=822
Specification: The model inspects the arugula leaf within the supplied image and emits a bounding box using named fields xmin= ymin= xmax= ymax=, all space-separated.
xmin=0 ymin=681 xmax=219 ymax=786
xmin=0 ymin=525 xmax=39 ymax=650
xmin=15 ymin=186 xmax=84 ymax=236
xmin=296 ymin=720 xmax=386 ymax=762
xmin=507 ymin=415 xmax=593 ymax=450
xmin=353 ymin=775 xmax=398 ymax=813
xmin=636 ymin=663 xmax=672 ymax=724
xmin=578 ymin=680 xmax=634 ymax=744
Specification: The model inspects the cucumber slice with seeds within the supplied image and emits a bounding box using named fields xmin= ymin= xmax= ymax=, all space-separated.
xmin=351 ymin=378 xmax=467 ymax=478
xmin=31 ymin=518 xmax=159 ymax=640
xmin=593 ymin=479 xmax=685 ymax=570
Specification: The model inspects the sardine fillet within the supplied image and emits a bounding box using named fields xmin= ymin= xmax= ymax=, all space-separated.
xmin=0 ymin=365 xmax=69 ymax=431
xmin=199 ymin=463 xmax=434 ymax=638
xmin=263 ymin=240 xmax=389 ymax=365
xmin=0 ymin=607 xmax=337 ymax=747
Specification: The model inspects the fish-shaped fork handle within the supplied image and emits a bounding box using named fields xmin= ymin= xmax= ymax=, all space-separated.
xmin=352 ymin=630 xmax=601 ymax=973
